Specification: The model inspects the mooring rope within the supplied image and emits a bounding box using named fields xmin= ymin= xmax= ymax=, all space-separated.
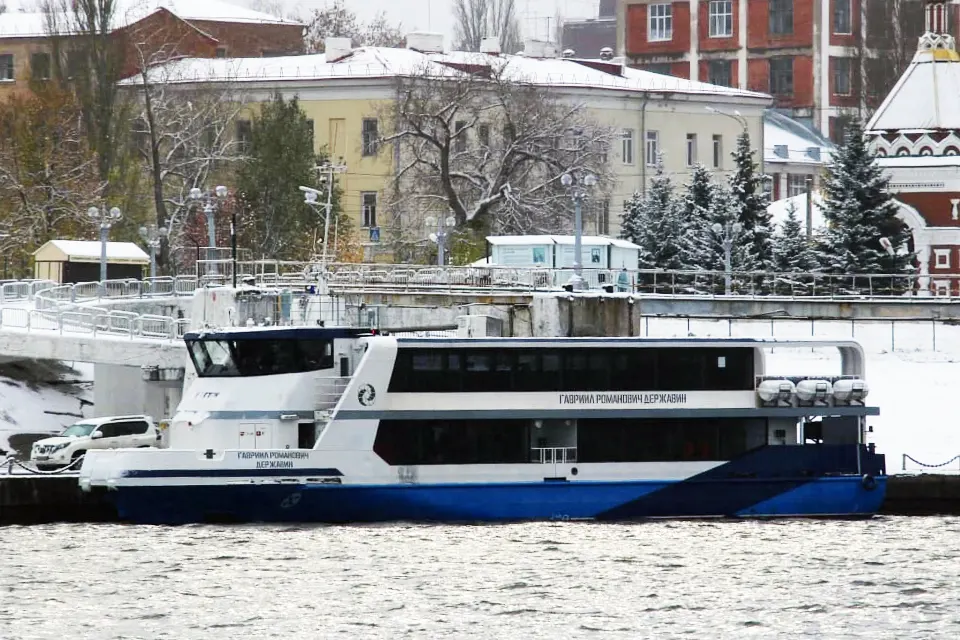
xmin=1 ymin=455 xmax=86 ymax=475
xmin=902 ymin=454 xmax=960 ymax=470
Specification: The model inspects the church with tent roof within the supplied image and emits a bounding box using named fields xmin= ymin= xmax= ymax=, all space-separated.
xmin=866 ymin=0 xmax=960 ymax=296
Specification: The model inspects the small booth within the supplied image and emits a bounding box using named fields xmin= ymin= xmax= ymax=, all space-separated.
xmin=486 ymin=235 xmax=641 ymax=270
xmin=32 ymin=240 xmax=150 ymax=283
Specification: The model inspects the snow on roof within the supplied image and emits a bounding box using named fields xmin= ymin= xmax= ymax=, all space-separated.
xmin=867 ymin=33 xmax=960 ymax=132
xmin=127 ymin=45 xmax=771 ymax=102
xmin=764 ymin=111 xmax=834 ymax=166
xmin=36 ymin=240 xmax=150 ymax=263
xmin=767 ymin=193 xmax=826 ymax=230
xmin=0 ymin=0 xmax=299 ymax=38
xmin=486 ymin=235 xmax=641 ymax=249
xmin=876 ymin=155 xmax=960 ymax=168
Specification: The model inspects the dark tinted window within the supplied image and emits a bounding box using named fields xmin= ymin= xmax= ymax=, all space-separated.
xmin=388 ymin=347 xmax=754 ymax=392
xmin=373 ymin=419 xmax=529 ymax=465
xmin=96 ymin=424 xmax=121 ymax=438
xmin=188 ymin=339 xmax=334 ymax=377
xmin=112 ymin=421 xmax=149 ymax=436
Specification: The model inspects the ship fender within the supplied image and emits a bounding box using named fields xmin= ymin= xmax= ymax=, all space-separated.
xmin=861 ymin=474 xmax=878 ymax=491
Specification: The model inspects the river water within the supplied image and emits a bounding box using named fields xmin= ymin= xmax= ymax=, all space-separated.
xmin=2 ymin=517 xmax=958 ymax=639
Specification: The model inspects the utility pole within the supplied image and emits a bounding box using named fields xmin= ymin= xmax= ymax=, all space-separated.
xmin=301 ymin=161 xmax=347 ymax=266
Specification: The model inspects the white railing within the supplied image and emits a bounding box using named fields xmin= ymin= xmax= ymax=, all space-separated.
xmin=0 ymin=306 xmax=190 ymax=341
xmin=531 ymin=447 xmax=578 ymax=464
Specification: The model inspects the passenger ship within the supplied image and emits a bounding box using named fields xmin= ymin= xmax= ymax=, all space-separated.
xmin=79 ymin=327 xmax=886 ymax=524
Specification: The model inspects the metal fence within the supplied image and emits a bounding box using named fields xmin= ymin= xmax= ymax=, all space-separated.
xmin=0 ymin=306 xmax=190 ymax=340
xmin=193 ymin=259 xmax=960 ymax=301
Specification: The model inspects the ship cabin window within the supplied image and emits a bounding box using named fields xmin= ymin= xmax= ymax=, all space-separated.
xmin=388 ymin=347 xmax=754 ymax=393
xmin=187 ymin=338 xmax=335 ymax=377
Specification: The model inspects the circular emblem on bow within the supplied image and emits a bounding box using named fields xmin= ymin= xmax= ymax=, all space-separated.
xmin=358 ymin=383 xmax=377 ymax=407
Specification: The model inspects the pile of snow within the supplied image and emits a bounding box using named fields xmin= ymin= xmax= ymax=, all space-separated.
xmin=0 ymin=361 xmax=93 ymax=458
xmin=767 ymin=192 xmax=826 ymax=230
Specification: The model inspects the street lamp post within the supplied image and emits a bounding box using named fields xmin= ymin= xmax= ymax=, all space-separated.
xmin=712 ymin=221 xmax=743 ymax=295
xmin=138 ymin=224 xmax=169 ymax=281
xmin=301 ymin=186 xmax=333 ymax=265
xmin=189 ymin=185 xmax=228 ymax=276
xmin=425 ymin=215 xmax=456 ymax=266
xmin=560 ymin=172 xmax=597 ymax=291
xmin=87 ymin=205 xmax=123 ymax=282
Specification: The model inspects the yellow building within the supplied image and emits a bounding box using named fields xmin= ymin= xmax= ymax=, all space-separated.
xmin=135 ymin=35 xmax=770 ymax=257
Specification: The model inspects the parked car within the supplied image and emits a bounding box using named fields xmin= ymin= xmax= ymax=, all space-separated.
xmin=30 ymin=415 xmax=160 ymax=470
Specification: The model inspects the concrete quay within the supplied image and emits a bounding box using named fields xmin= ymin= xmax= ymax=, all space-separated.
xmin=1 ymin=473 xmax=957 ymax=525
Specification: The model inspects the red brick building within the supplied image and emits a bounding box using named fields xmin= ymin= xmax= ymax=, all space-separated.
xmin=867 ymin=0 xmax=960 ymax=295
xmin=618 ymin=0 xmax=955 ymax=141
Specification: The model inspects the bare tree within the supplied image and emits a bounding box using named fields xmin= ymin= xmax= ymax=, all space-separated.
xmin=303 ymin=0 xmax=404 ymax=53
xmin=454 ymin=0 xmax=523 ymax=53
xmin=380 ymin=59 xmax=614 ymax=248
xmin=126 ymin=58 xmax=246 ymax=272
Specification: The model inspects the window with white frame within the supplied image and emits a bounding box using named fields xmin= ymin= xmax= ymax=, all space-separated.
xmin=934 ymin=280 xmax=950 ymax=296
xmin=709 ymin=1 xmax=733 ymax=38
xmin=686 ymin=133 xmax=697 ymax=166
xmin=361 ymin=192 xmax=378 ymax=228
xmin=787 ymin=174 xmax=812 ymax=198
xmin=0 ymin=54 xmax=13 ymax=81
xmin=934 ymin=249 xmax=951 ymax=269
xmin=361 ymin=118 xmax=379 ymax=156
xmin=648 ymin=3 xmax=673 ymax=42
xmin=712 ymin=134 xmax=723 ymax=168
xmin=622 ymin=128 xmax=635 ymax=164
xmin=833 ymin=0 xmax=852 ymax=35
xmin=645 ymin=130 xmax=660 ymax=167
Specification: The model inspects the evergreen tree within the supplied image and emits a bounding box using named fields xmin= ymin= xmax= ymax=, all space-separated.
xmin=773 ymin=201 xmax=821 ymax=273
xmin=728 ymin=131 xmax=774 ymax=269
xmin=620 ymin=159 xmax=689 ymax=271
xmin=816 ymin=117 xmax=914 ymax=291
xmin=235 ymin=93 xmax=336 ymax=260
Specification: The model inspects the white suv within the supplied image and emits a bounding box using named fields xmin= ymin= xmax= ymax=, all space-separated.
xmin=31 ymin=415 xmax=160 ymax=470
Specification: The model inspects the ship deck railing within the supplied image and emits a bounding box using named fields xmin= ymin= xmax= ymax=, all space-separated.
xmin=531 ymin=447 xmax=578 ymax=464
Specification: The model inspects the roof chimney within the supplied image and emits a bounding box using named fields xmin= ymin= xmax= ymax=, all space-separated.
xmin=480 ymin=36 xmax=501 ymax=55
xmin=407 ymin=32 xmax=445 ymax=54
xmin=324 ymin=37 xmax=353 ymax=62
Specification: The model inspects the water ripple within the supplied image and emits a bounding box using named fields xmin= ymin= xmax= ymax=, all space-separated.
xmin=1 ymin=517 xmax=958 ymax=639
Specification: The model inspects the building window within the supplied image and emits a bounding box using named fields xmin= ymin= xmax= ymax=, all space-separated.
xmin=454 ymin=120 xmax=468 ymax=153
xmin=934 ymin=280 xmax=950 ymax=296
xmin=361 ymin=192 xmax=378 ymax=228
xmin=787 ymin=174 xmax=812 ymax=197
xmin=215 ymin=47 xmax=228 ymax=58
xmin=30 ymin=52 xmax=50 ymax=80
xmin=833 ymin=57 xmax=852 ymax=95
xmin=0 ymin=54 xmax=12 ymax=81
xmin=622 ymin=128 xmax=635 ymax=164
xmin=648 ymin=3 xmax=673 ymax=42
xmin=769 ymin=57 xmax=794 ymax=96
xmin=709 ymin=1 xmax=733 ymax=38
xmin=769 ymin=0 xmax=794 ymax=36
xmin=833 ymin=0 xmax=852 ymax=35
xmin=686 ymin=133 xmax=698 ymax=167
xmin=478 ymin=123 xmax=490 ymax=147
xmin=235 ymin=119 xmax=252 ymax=152
xmin=712 ymin=135 xmax=723 ymax=168
xmin=708 ymin=60 xmax=732 ymax=87
xmin=596 ymin=200 xmax=610 ymax=235
xmin=361 ymin=118 xmax=379 ymax=156
xmin=934 ymin=249 xmax=951 ymax=269
xmin=645 ymin=63 xmax=673 ymax=75
xmin=645 ymin=130 xmax=660 ymax=167
xmin=66 ymin=50 xmax=84 ymax=79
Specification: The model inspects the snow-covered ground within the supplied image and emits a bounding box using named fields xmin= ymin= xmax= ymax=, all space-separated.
xmin=0 ymin=361 xmax=93 ymax=457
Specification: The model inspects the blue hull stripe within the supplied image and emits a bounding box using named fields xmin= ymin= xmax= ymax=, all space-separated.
xmin=109 ymin=476 xmax=886 ymax=525
xmin=124 ymin=468 xmax=343 ymax=478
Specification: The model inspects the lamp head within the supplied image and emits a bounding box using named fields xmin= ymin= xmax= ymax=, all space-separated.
xmin=109 ymin=207 xmax=122 ymax=220
xmin=158 ymin=227 xmax=169 ymax=238
xmin=711 ymin=223 xmax=723 ymax=235
xmin=304 ymin=191 xmax=318 ymax=203
xmin=215 ymin=185 xmax=228 ymax=198
xmin=444 ymin=216 xmax=456 ymax=227
xmin=428 ymin=232 xmax=438 ymax=243
xmin=189 ymin=187 xmax=202 ymax=200
xmin=424 ymin=216 xmax=436 ymax=228
xmin=87 ymin=206 xmax=99 ymax=219
xmin=732 ymin=222 xmax=743 ymax=234
xmin=583 ymin=174 xmax=597 ymax=187
xmin=560 ymin=173 xmax=573 ymax=187
xmin=139 ymin=226 xmax=148 ymax=237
